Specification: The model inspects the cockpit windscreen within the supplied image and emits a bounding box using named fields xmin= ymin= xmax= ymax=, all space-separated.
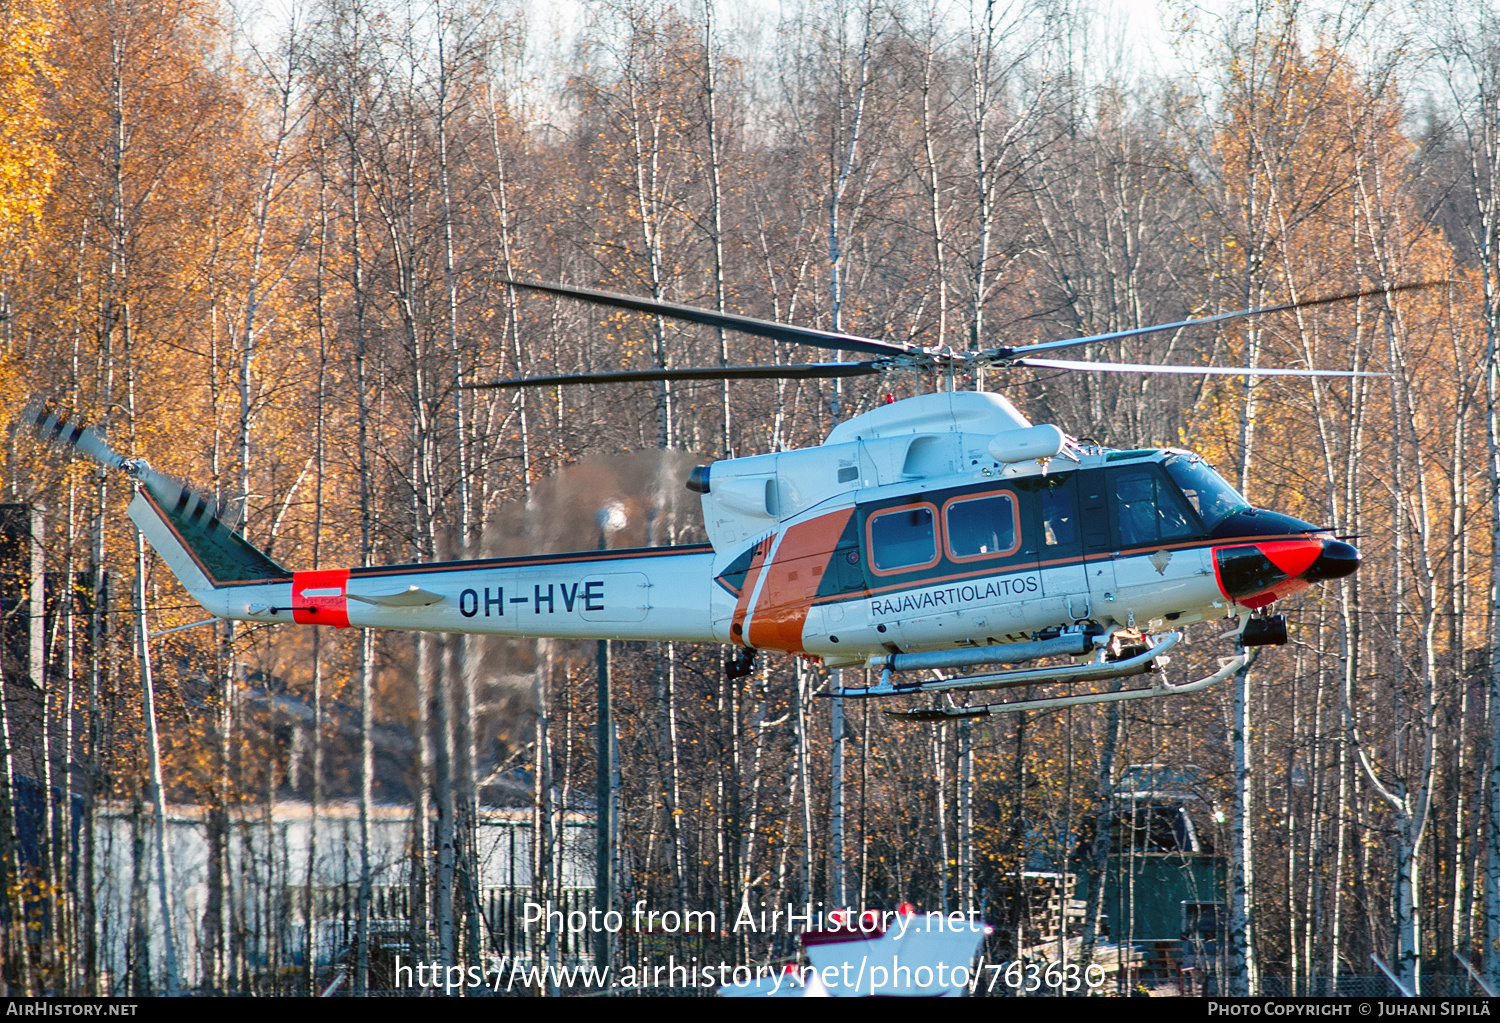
xmin=1163 ymin=454 xmax=1251 ymax=531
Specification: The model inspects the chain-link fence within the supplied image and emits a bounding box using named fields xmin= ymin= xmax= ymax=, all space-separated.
xmin=1257 ymin=974 xmax=1486 ymax=998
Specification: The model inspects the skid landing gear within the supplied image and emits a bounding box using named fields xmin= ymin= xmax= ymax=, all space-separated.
xmin=831 ymin=632 xmax=1181 ymax=700
xmin=832 ymin=627 xmax=1248 ymax=720
xmin=886 ymin=650 xmax=1248 ymax=720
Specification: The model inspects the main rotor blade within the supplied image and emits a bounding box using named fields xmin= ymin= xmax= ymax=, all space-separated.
xmin=503 ymin=279 xmax=914 ymax=358
xmin=1016 ymin=357 xmax=1385 ymax=377
xmin=463 ymin=362 xmax=886 ymax=389
xmin=1003 ymin=280 xmax=1445 ymax=357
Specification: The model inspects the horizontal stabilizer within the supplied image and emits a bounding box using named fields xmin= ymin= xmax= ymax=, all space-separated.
xmin=346 ymin=585 xmax=443 ymax=607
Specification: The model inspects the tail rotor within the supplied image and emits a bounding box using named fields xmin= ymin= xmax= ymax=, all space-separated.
xmin=23 ymin=399 xmax=229 ymax=535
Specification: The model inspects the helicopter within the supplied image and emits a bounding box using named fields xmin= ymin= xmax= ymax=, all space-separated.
xmin=28 ymin=279 xmax=1423 ymax=720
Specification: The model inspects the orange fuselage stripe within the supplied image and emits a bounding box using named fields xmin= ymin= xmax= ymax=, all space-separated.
xmin=747 ymin=509 xmax=854 ymax=653
xmin=730 ymin=542 xmax=771 ymax=646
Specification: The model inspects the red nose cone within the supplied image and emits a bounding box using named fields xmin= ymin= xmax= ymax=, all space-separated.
xmin=1214 ymin=538 xmax=1325 ymax=608
xmin=1213 ymin=536 xmax=1363 ymax=608
xmin=1258 ymin=540 xmax=1323 ymax=578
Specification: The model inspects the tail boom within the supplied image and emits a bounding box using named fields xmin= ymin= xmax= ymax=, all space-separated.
xmin=131 ymin=487 xmax=722 ymax=642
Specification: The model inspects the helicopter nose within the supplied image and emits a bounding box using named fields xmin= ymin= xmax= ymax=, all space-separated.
xmin=1301 ymin=538 xmax=1360 ymax=582
xmin=1213 ymin=536 xmax=1361 ymax=607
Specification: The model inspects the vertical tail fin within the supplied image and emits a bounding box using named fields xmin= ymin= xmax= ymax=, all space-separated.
xmin=128 ymin=482 xmax=289 ymax=588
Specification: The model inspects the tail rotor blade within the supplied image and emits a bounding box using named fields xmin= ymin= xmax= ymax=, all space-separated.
xmin=131 ymin=465 xmax=228 ymax=534
xmin=25 ymin=398 xmax=127 ymax=470
xmin=23 ymin=400 xmax=230 ymax=533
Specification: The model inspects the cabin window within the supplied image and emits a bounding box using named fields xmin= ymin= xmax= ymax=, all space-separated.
xmin=1113 ymin=469 xmax=1195 ymax=547
xmin=866 ymin=503 xmax=939 ymax=574
xmin=944 ymin=492 xmax=1020 ymax=561
xmin=1041 ymin=484 xmax=1079 ymax=548
xmin=1017 ymin=473 xmax=1085 ymax=550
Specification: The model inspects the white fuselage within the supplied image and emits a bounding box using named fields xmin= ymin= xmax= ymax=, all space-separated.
xmin=133 ymin=391 xmax=1252 ymax=663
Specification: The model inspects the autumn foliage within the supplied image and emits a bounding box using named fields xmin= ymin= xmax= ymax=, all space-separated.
xmin=0 ymin=0 xmax=1497 ymax=998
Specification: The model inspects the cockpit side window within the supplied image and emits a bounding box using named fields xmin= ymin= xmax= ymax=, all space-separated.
xmin=1112 ymin=469 xmax=1196 ymax=547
